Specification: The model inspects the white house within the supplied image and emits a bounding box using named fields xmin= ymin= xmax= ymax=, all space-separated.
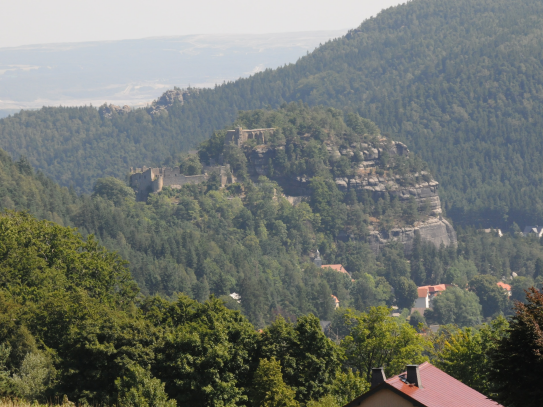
xmin=523 ymin=225 xmax=543 ymax=237
xmin=413 ymin=284 xmax=448 ymax=310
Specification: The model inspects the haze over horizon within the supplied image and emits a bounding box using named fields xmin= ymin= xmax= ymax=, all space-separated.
xmin=2 ymin=0 xmax=405 ymax=49
xmin=0 ymin=30 xmax=347 ymax=116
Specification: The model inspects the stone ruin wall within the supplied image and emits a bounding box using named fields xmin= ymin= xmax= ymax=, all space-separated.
xmin=225 ymin=127 xmax=275 ymax=147
xmin=129 ymin=164 xmax=233 ymax=201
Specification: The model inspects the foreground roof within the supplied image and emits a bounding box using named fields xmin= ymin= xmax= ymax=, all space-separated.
xmin=345 ymin=362 xmax=501 ymax=407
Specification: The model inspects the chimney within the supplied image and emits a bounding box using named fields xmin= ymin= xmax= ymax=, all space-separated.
xmin=406 ymin=365 xmax=423 ymax=388
xmin=371 ymin=367 xmax=386 ymax=388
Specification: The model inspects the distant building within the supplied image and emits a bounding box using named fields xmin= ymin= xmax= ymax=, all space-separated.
xmin=414 ymin=284 xmax=448 ymax=310
xmin=331 ymin=294 xmax=340 ymax=309
xmin=497 ymin=281 xmax=512 ymax=297
xmin=478 ymin=228 xmax=503 ymax=237
xmin=523 ymin=225 xmax=543 ymax=237
xmin=313 ymin=249 xmax=323 ymax=267
xmin=129 ymin=164 xmax=234 ymax=201
xmin=321 ymin=264 xmax=351 ymax=278
xmin=224 ymin=126 xmax=275 ymax=147
xmin=344 ymin=362 xmax=502 ymax=407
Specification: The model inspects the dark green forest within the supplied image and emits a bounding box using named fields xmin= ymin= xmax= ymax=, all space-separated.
xmin=2 ymin=0 xmax=543 ymax=402
xmin=1 ymin=0 xmax=543 ymax=230
xmin=0 ymin=104 xmax=541 ymax=330
xmin=0 ymin=210 xmax=541 ymax=406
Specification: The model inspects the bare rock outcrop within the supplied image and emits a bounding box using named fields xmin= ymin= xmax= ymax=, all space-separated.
xmin=239 ymin=132 xmax=456 ymax=255
xmin=99 ymin=104 xmax=132 ymax=118
xmin=147 ymin=88 xmax=199 ymax=116
xmin=367 ymin=217 xmax=457 ymax=255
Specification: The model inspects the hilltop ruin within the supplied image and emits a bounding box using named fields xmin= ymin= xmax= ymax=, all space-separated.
xmin=130 ymin=164 xmax=234 ymax=201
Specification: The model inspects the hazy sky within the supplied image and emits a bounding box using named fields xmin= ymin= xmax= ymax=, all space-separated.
xmin=2 ymin=0 xmax=406 ymax=48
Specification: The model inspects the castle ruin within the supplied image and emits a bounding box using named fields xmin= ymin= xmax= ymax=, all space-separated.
xmin=130 ymin=127 xmax=273 ymax=201
xmin=130 ymin=164 xmax=234 ymax=201
xmin=225 ymin=127 xmax=275 ymax=146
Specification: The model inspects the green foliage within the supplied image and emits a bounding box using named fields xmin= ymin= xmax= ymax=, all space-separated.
xmin=179 ymin=154 xmax=203 ymax=175
xmin=350 ymin=274 xmax=392 ymax=312
xmin=490 ymin=288 xmax=543 ymax=407
xmin=115 ymin=364 xmax=176 ymax=407
xmin=2 ymin=0 xmax=543 ymax=229
xmin=425 ymin=287 xmax=482 ymax=327
xmin=510 ymin=276 xmax=534 ymax=303
xmin=147 ymin=296 xmax=258 ymax=407
xmin=93 ymin=177 xmax=136 ymax=205
xmin=0 ymin=343 xmax=12 ymax=396
xmin=257 ymin=315 xmax=342 ymax=403
xmin=394 ymin=277 xmax=418 ymax=310
xmin=433 ymin=317 xmax=508 ymax=398
xmin=250 ymin=357 xmax=298 ymax=407
xmin=409 ymin=311 xmax=426 ymax=332
xmin=341 ymin=307 xmax=429 ymax=381
xmin=328 ymin=369 xmax=368 ymax=406
xmin=469 ymin=275 xmax=509 ymax=318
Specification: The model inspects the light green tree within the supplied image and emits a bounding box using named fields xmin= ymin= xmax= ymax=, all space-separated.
xmin=250 ymin=357 xmax=298 ymax=407
xmin=341 ymin=306 xmax=429 ymax=381
xmin=116 ymin=363 xmax=176 ymax=407
xmin=92 ymin=177 xmax=135 ymax=205
xmin=12 ymin=352 xmax=53 ymax=401
xmin=425 ymin=287 xmax=482 ymax=327
xmin=433 ymin=317 xmax=508 ymax=397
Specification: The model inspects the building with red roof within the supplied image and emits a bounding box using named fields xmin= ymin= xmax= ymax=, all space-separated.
xmin=331 ymin=294 xmax=339 ymax=309
xmin=497 ymin=281 xmax=512 ymax=297
xmin=414 ymin=284 xmax=448 ymax=310
xmin=344 ymin=362 xmax=501 ymax=407
xmin=321 ymin=264 xmax=349 ymax=275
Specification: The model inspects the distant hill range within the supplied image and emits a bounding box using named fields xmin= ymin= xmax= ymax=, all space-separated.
xmin=1 ymin=0 xmax=543 ymax=229
xmin=0 ymin=30 xmax=346 ymax=116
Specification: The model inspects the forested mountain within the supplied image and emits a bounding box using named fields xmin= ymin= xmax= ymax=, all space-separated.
xmin=0 ymin=104 xmax=541 ymax=330
xmin=1 ymin=0 xmax=542 ymax=229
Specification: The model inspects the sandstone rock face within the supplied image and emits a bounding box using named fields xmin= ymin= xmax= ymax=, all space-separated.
xmin=367 ymin=217 xmax=457 ymax=255
xmin=99 ymin=104 xmax=132 ymax=118
xmin=147 ymin=88 xmax=199 ymax=116
xmin=243 ymin=137 xmax=457 ymax=255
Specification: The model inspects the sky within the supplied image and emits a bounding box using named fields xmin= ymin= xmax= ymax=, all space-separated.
xmin=1 ymin=0 xmax=406 ymax=49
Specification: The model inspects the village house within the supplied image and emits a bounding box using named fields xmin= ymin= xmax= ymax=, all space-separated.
xmin=321 ymin=264 xmax=351 ymax=277
xmin=497 ymin=281 xmax=512 ymax=297
xmin=314 ymin=249 xmax=352 ymax=278
xmin=413 ymin=284 xmax=448 ymax=311
xmin=331 ymin=294 xmax=340 ymax=309
xmin=344 ymin=362 xmax=502 ymax=407
xmin=523 ymin=225 xmax=543 ymax=237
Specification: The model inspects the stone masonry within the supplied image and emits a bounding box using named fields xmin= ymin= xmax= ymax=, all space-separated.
xmin=225 ymin=126 xmax=275 ymax=146
xmin=129 ymin=164 xmax=234 ymax=201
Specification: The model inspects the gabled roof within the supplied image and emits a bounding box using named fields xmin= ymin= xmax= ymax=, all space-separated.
xmin=321 ymin=264 xmax=349 ymax=275
xmin=417 ymin=284 xmax=448 ymax=298
xmin=344 ymin=362 xmax=501 ymax=407
xmin=497 ymin=281 xmax=511 ymax=291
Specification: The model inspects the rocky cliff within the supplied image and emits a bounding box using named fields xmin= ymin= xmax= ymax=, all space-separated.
xmin=244 ymin=137 xmax=456 ymax=255
xmin=367 ymin=216 xmax=457 ymax=255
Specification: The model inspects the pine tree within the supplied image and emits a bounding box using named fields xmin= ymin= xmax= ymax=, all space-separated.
xmin=250 ymin=358 xmax=298 ymax=407
xmin=490 ymin=288 xmax=543 ymax=406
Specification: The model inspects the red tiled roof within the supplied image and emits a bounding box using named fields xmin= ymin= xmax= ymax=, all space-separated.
xmin=321 ymin=264 xmax=349 ymax=275
xmin=385 ymin=362 xmax=501 ymax=407
xmin=497 ymin=281 xmax=511 ymax=291
xmin=417 ymin=284 xmax=448 ymax=297
xmin=417 ymin=287 xmax=429 ymax=298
